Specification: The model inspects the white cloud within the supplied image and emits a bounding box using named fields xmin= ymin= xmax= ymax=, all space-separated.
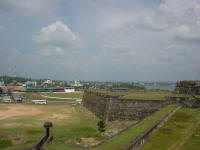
xmin=95 ymin=0 xmax=200 ymax=80
xmin=0 ymin=25 xmax=5 ymax=30
xmin=156 ymin=0 xmax=200 ymax=42
xmin=100 ymin=0 xmax=200 ymax=34
xmin=101 ymin=13 xmax=135 ymax=30
xmin=100 ymin=10 xmax=168 ymax=32
xmin=33 ymin=21 xmax=85 ymax=55
xmin=38 ymin=45 xmax=66 ymax=57
xmin=1 ymin=0 xmax=200 ymax=81
xmin=159 ymin=0 xmax=200 ymax=17
xmin=176 ymin=23 xmax=200 ymax=40
xmin=0 ymin=0 xmax=64 ymax=17
xmin=138 ymin=14 xmax=168 ymax=31
xmin=0 ymin=46 xmax=83 ymax=80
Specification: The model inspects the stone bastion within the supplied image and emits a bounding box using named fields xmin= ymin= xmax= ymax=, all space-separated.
xmin=82 ymin=90 xmax=174 ymax=121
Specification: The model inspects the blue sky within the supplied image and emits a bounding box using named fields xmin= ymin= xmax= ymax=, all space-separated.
xmin=0 ymin=0 xmax=200 ymax=81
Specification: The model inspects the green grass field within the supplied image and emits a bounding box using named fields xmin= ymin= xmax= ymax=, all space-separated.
xmin=21 ymin=90 xmax=198 ymax=102
xmin=20 ymin=92 xmax=83 ymax=104
xmin=95 ymin=104 xmax=178 ymax=150
xmin=88 ymin=89 xmax=196 ymax=100
xmin=0 ymin=103 xmax=105 ymax=150
xmin=122 ymin=91 xmax=195 ymax=100
xmin=43 ymin=92 xmax=83 ymax=99
xmin=180 ymin=125 xmax=200 ymax=150
xmin=87 ymin=89 xmax=132 ymax=96
xmin=20 ymin=92 xmax=44 ymax=100
xmin=140 ymin=107 xmax=200 ymax=150
xmin=21 ymin=92 xmax=83 ymax=99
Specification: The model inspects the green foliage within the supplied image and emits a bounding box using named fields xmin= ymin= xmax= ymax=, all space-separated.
xmin=0 ymin=87 xmax=2 ymax=95
xmin=88 ymin=89 xmax=198 ymax=101
xmin=20 ymin=92 xmax=44 ymax=100
xmin=123 ymin=91 xmax=170 ymax=100
xmin=181 ymin=125 xmax=200 ymax=150
xmin=7 ymin=90 xmax=12 ymax=96
xmin=98 ymin=120 xmax=106 ymax=132
xmin=0 ymin=75 xmax=32 ymax=85
xmin=0 ymin=104 xmax=105 ymax=150
xmin=111 ymin=83 xmax=145 ymax=90
xmin=0 ymin=138 xmax=12 ymax=148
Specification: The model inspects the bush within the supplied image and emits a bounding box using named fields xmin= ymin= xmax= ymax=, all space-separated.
xmin=0 ymin=139 xmax=12 ymax=148
xmin=98 ymin=120 xmax=105 ymax=132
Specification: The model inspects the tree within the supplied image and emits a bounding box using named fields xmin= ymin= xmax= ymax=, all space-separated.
xmin=8 ymin=90 xmax=12 ymax=96
xmin=0 ymin=87 xmax=3 ymax=96
xmin=97 ymin=120 xmax=106 ymax=132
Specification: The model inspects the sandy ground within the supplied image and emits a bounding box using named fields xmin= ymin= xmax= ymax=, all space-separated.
xmin=0 ymin=104 xmax=72 ymax=123
xmin=0 ymin=104 xmax=43 ymax=121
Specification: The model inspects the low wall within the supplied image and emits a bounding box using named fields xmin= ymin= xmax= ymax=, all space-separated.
xmin=83 ymin=91 xmax=173 ymax=121
xmin=24 ymin=122 xmax=53 ymax=150
xmin=123 ymin=105 xmax=181 ymax=150
xmin=165 ymin=96 xmax=200 ymax=108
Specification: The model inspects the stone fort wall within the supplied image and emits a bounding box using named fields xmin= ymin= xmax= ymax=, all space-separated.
xmin=83 ymin=91 xmax=173 ymax=121
xmin=175 ymin=80 xmax=200 ymax=95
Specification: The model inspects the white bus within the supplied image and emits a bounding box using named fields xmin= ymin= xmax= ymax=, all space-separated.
xmin=76 ymin=99 xmax=82 ymax=104
xmin=32 ymin=100 xmax=47 ymax=105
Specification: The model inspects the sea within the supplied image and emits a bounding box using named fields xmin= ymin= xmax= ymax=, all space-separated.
xmin=145 ymin=84 xmax=175 ymax=91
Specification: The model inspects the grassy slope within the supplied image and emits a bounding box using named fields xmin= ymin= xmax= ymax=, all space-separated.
xmin=122 ymin=91 xmax=170 ymax=100
xmin=122 ymin=91 xmax=196 ymax=100
xmin=180 ymin=124 xmax=200 ymax=150
xmin=95 ymin=104 xmax=178 ymax=150
xmin=0 ymin=104 xmax=104 ymax=150
xmin=140 ymin=107 xmax=200 ymax=150
xmin=88 ymin=90 xmax=196 ymax=100
xmin=87 ymin=89 xmax=131 ymax=96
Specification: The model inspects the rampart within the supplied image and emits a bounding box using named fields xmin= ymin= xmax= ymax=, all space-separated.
xmin=122 ymin=105 xmax=181 ymax=150
xmin=175 ymin=80 xmax=200 ymax=95
xmin=83 ymin=91 xmax=173 ymax=121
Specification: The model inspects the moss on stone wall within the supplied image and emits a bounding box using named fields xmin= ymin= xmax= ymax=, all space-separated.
xmin=175 ymin=80 xmax=200 ymax=95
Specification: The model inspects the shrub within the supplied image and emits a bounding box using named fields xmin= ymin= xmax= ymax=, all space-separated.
xmin=98 ymin=120 xmax=106 ymax=132
xmin=0 ymin=139 xmax=12 ymax=148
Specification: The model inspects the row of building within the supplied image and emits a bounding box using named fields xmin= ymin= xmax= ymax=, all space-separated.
xmin=25 ymin=86 xmax=75 ymax=93
xmin=2 ymin=86 xmax=75 ymax=93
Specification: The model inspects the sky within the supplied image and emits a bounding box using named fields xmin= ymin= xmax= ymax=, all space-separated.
xmin=0 ymin=0 xmax=200 ymax=81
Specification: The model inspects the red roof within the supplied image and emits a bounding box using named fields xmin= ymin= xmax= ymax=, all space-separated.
xmin=4 ymin=86 xmax=14 ymax=90
xmin=53 ymin=87 xmax=65 ymax=90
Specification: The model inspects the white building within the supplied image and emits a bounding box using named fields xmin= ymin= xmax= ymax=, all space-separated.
xmin=65 ymin=87 xmax=75 ymax=93
xmin=71 ymin=80 xmax=83 ymax=87
xmin=0 ymin=82 xmax=5 ymax=87
xmin=26 ymin=81 xmax=37 ymax=87
xmin=43 ymin=79 xmax=52 ymax=84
